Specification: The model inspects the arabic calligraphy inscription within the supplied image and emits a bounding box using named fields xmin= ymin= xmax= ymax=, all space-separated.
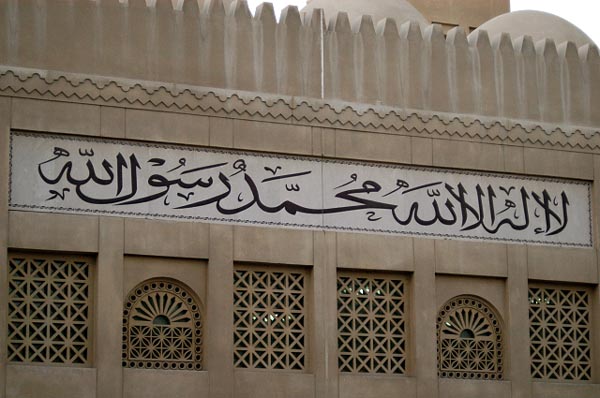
xmin=9 ymin=132 xmax=592 ymax=247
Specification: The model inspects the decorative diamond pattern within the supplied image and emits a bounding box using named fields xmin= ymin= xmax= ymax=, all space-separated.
xmin=122 ymin=279 xmax=203 ymax=371
xmin=529 ymin=286 xmax=591 ymax=381
xmin=233 ymin=267 xmax=306 ymax=370
xmin=337 ymin=273 xmax=407 ymax=374
xmin=7 ymin=254 xmax=92 ymax=365
xmin=437 ymin=296 xmax=503 ymax=380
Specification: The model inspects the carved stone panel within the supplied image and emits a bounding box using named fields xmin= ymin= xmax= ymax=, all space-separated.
xmin=8 ymin=253 xmax=93 ymax=365
xmin=9 ymin=132 xmax=592 ymax=247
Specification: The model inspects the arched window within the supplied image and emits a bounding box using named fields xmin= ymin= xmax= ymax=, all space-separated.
xmin=437 ymin=295 xmax=503 ymax=380
xmin=122 ymin=279 xmax=203 ymax=371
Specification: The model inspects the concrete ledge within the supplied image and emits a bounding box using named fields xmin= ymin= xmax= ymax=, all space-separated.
xmin=336 ymin=233 xmax=414 ymax=271
xmin=524 ymin=148 xmax=594 ymax=180
xmin=339 ymin=374 xmax=416 ymax=398
xmin=433 ymin=140 xmax=504 ymax=172
xmin=8 ymin=211 xmax=98 ymax=253
xmin=7 ymin=364 xmax=96 ymax=398
xmin=12 ymin=98 xmax=100 ymax=136
xmin=435 ymin=240 xmax=507 ymax=277
xmin=438 ymin=378 xmax=510 ymax=398
xmin=233 ymin=120 xmax=312 ymax=156
xmin=233 ymin=226 xmax=313 ymax=265
xmin=532 ymin=381 xmax=600 ymax=398
xmin=234 ymin=370 xmax=315 ymax=398
xmin=125 ymin=109 xmax=209 ymax=146
xmin=527 ymin=246 xmax=597 ymax=283
xmin=123 ymin=256 xmax=207 ymax=306
xmin=124 ymin=218 xmax=209 ymax=259
xmin=123 ymin=368 xmax=208 ymax=398
xmin=436 ymin=274 xmax=506 ymax=317
xmin=334 ymin=129 xmax=411 ymax=164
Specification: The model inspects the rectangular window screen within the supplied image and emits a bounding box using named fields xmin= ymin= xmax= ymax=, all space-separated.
xmin=337 ymin=271 xmax=407 ymax=374
xmin=8 ymin=253 xmax=93 ymax=365
xmin=233 ymin=266 xmax=306 ymax=370
xmin=529 ymin=285 xmax=591 ymax=381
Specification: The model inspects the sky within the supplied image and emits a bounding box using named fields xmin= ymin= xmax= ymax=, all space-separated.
xmin=511 ymin=0 xmax=599 ymax=45
xmin=246 ymin=0 xmax=600 ymax=45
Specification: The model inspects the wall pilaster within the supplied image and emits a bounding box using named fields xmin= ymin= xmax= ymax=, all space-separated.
xmin=313 ymin=231 xmax=338 ymax=398
xmin=206 ymin=224 xmax=234 ymax=398
xmin=413 ymin=239 xmax=438 ymax=398
xmin=0 ymin=97 xmax=11 ymax=398
xmin=507 ymin=245 xmax=532 ymax=398
xmin=96 ymin=217 xmax=125 ymax=398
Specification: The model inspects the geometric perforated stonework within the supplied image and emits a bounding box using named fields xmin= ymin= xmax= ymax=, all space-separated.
xmin=8 ymin=254 xmax=92 ymax=365
xmin=337 ymin=272 xmax=407 ymax=374
xmin=529 ymin=285 xmax=591 ymax=381
xmin=233 ymin=266 xmax=306 ymax=371
xmin=122 ymin=279 xmax=203 ymax=371
xmin=437 ymin=296 xmax=504 ymax=380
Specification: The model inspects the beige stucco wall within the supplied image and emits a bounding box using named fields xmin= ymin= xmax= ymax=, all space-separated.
xmin=1 ymin=94 xmax=599 ymax=398
xmin=0 ymin=1 xmax=599 ymax=398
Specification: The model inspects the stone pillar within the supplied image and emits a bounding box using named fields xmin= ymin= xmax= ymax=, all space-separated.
xmin=313 ymin=231 xmax=338 ymax=398
xmin=96 ymin=217 xmax=124 ymax=398
xmin=0 ymin=97 xmax=11 ymax=398
xmin=413 ymin=239 xmax=438 ymax=398
xmin=206 ymin=224 xmax=234 ymax=398
xmin=506 ymin=245 xmax=532 ymax=398
xmin=593 ymin=155 xmax=600 ymax=383
xmin=592 ymin=279 xmax=600 ymax=384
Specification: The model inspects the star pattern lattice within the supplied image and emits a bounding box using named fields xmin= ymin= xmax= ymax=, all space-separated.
xmin=337 ymin=273 xmax=407 ymax=374
xmin=233 ymin=267 xmax=306 ymax=370
xmin=8 ymin=255 xmax=91 ymax=365
xmin=529 ymin=286 xmax=591 ymax=381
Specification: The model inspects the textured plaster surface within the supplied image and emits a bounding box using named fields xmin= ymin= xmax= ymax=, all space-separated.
xmin=1 ymin=1 xmax=600 ymax=397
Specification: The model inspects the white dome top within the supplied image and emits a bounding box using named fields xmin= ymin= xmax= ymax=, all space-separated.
xmin=302 ymin=0 xmax=428 ymax=26
xmin=471 ymin=10 xmax=595 ymax=47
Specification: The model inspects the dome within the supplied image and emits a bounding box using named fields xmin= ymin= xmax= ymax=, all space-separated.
xmin=302 ymin=0 xmax=429 ymax=27
xmin=471 ymin=10 xmax=595 ymax=47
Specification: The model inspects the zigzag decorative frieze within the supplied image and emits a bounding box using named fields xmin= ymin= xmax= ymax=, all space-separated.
xmin=2 ymin=0 xmax=600 ymax=133
xmin=1 ymin=67 xmax=600 ymax=151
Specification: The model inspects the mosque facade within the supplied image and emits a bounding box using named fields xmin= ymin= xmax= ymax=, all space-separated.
xmin=0 ymin=1 xmax=599 ymax=398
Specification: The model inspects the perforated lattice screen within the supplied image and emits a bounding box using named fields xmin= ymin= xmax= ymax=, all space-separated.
xmin=123 ymin=279 xmax=203 ymax=371
xmin=337 ymin=273 xmax=407 ymax=374
xmin=529 ymin=286 xmax=591 ymax=381
xmin=233 ymin=267 xmax=306 ymax=370
xmin=8 ymin=254 xmax=92 ymax=365
xmin=437 ymin=296 xmax=503 ymax=380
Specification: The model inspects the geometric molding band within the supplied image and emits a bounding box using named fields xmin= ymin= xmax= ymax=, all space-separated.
xmin=437 ymin=295 xmax=504 ymax=380
xmin=122 ymin=278 xmax=203 ymax=371
xmin=233 ymin=266 xmax=307 ymax=371
xmin=529 ymin=285 xmax=592 ymax=381
xmin=8 ymin=253 xmax=92 ymax=365
xmin=337 ymin=272 xmax=407 ymax=374
xmin=1 ymin=67 xmax=600 ymax=152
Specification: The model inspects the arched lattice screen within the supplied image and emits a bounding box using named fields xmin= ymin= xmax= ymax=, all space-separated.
xmin=437 ymin=295 xmax=503 ymax=380
xmin=122 ymin=279 xmax=203 ymax=371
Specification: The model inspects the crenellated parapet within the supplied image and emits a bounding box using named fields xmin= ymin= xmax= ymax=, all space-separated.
xmin=0 ymin=0 xmax=599 ymax=129
xmin=324 ymin=14 xmax=600 ymax=128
